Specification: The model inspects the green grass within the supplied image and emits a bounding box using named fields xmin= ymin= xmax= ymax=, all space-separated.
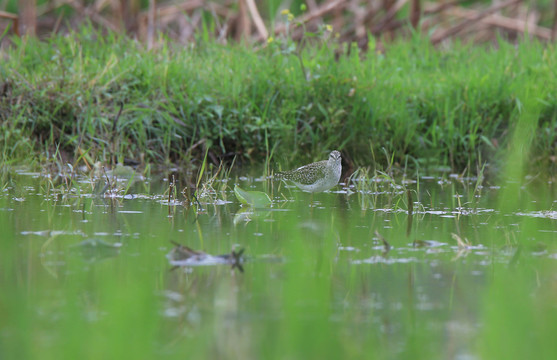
xmin=1 ymin=26 xmax=557 ymax=174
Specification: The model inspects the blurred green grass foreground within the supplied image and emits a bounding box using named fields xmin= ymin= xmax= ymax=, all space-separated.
xmin=1 ymin=0 xmax=557 ymax=174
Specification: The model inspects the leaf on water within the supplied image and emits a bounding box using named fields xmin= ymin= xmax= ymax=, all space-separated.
xmin=234 ymin=185 xmax=271 ymax=207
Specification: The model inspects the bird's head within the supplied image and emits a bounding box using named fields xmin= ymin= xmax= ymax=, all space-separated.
xmin=329 ymin=150 xmax=341 ymax=163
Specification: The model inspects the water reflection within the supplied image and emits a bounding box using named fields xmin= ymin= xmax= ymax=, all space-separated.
xmin=3 ymin=168 xmax=557 ymax=359
xmin=167 ymin=242 xmax=245 ymax=272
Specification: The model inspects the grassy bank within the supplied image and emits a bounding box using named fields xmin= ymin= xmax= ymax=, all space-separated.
xmin=1 ymin=27 xmax=557 ymax=174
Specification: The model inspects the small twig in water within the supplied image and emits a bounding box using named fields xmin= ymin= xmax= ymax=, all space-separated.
xmin=451 ymin=232 xmax=470 ymax=249
xmin=191 ymin=193 xmax=203 ymax=210
xmin=230 ymin=248 xmax=245 ymax=273
xmin=508 ymin=245 xmax=522 ymax=268
xmin=102 ymin=166 xmax=113 ymax=192
xmin=375 ymin=230 xmax=391 ymax=254
xmin=168 ymin=175 xmax=174 ymax=204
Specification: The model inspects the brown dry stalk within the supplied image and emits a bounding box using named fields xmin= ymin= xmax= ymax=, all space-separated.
xmin=268 ymin=0 xmax=347 ymax=40
xmin=147 ymin=0 xmax=156 ymax=49
xmin=144 ymin=0 xmax=204 ymax=20
xmin=6 ymin=0 xmax=554 ymax=46
xmin=19 ymin=0 xmax=36 ymax=36
xmin=237 ymin=0 xmax=250 ymax=41
xmin=246 ymin=0 xmax=268 ymax=39
xmin=431 ymin=0 xmax=521 ymax=45
xmin=423 ymin=0 xmax=461 ymax=15
xmin=0 ymin=11 xmax=19 ymax=35
xmin=410 ymin=0 xmax=421 ymax=28
xmin=372 ymin=0 xmax=408 ymax=33
xmin=0 ymin=10 xmax=18 ymax=20
xmin=67 ymin=0 xmax=120 ymax=32
xmin=297 ymin=0 xmax=347 ymax=24
xmin=421 ymin=1 xmax=462 ymax=33
xmin=553 ymin=0 xmax=557 ymax=39
xmin=447 ymin=6 xmax=552 ymax=40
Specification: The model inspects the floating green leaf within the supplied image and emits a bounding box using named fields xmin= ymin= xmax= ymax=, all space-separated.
xmin=234 ymin=185 xmax=271 ymax=207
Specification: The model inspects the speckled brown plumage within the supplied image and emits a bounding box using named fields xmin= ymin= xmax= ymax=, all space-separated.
xmin=275 ymin=150 xmax=342 ymax=193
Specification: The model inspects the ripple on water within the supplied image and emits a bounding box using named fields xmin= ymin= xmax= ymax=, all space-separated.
xmin=351 ymin=256 xmax=418 ymax=265
xmin=21 ymin=230 xmax=86 ymax=237
xmin=516 ymin=211 xmax=557 ymax=220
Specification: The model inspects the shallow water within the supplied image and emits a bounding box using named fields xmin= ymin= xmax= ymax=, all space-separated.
xmin=2 ymin=169 xmax=557 ymax=359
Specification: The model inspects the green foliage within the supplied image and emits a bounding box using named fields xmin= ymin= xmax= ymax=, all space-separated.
xmin=1 ymin=28 xmax=557 ymax=173
xmin=234 ymin=185 xmax=271 ymax=207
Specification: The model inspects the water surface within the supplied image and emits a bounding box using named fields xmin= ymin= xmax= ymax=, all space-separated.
xmin=2 ymin=169 xmax=557 ymax=359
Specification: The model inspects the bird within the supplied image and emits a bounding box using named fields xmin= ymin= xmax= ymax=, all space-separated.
xmin=275 ymin=150 xmax=342 ymax=192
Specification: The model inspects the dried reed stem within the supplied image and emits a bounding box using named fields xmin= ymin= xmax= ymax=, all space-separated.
xmin=19 ymin=0 xmax=36 ymax=35
xmin=553 ymin=0 xmax=557 ymax=39
xmin=0 ymin=11 xmax=19 ymax=35
xmin=447 ymin=6 xmax=552 ymax=40
xmin=373 ymin=0 xmax=407 ymax=33
xmin=237 ymin=0 xmax=251 ymax=41
xmin=431 ymin=0 xmax=521 ymax=45
xmin=147 ymin=0 xmax=156 ymax=49
xmin=246 ymin=0 xmax=268 ymax=39
xmin=410 ymin=0 xmax=421 ymax=29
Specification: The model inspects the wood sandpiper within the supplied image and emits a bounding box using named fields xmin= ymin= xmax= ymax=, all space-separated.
xmin=275 ymin=150 xmax=342 ymax=192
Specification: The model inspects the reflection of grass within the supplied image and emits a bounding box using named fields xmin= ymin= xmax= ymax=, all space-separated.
xmin=348 ymin=166 xmax=418 ymax=213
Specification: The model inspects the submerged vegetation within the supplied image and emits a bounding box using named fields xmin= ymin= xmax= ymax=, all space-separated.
xmin=0 ymin=25 xmax=556 ymax=175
